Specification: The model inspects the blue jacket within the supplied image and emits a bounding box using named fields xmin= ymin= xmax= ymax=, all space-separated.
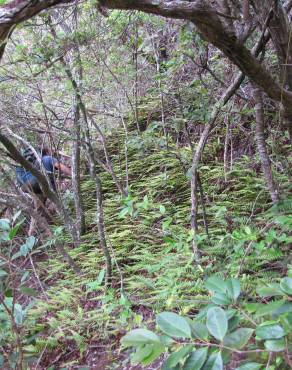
xmin=16 ymin=155 xmax=57 ymax=190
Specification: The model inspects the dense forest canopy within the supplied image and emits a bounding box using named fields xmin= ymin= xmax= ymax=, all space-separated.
xmin=0 ymin=1 xmax=291 ymax=369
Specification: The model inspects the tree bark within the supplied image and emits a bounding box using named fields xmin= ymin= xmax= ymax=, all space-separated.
xmin=252 ymin=86 xmax=280 ymax=204
xmin=72 ymin=100 xmax=86 ymax=238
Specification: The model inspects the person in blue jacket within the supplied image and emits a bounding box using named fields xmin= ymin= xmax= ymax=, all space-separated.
xmin=16 ymin=146 xmax=71 ymax=235
xmin=16 ymin=146 xmax=71 ymax=195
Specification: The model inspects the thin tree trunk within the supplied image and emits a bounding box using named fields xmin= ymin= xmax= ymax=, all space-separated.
xmin=197 ymin=173 xmax=210 ymax=240
xmin=188 ymin=72 xmax=244 ymax=262
xmin=86 ymin=139 xmax=112 ymax=284
xmin=224 ymin=119 xmax=229 ymax=182
xmin=252 ymin=86 xmax=280 ymax=203
xmin=134 ymin=23 xmax=140 ymax=133
xmin=121 ymin=115 xmax=129 ymax=192
xmin=190 ymin=171 xmax=200 ymax=262
xmin=72 ymin=100 xmax=86 ymax=238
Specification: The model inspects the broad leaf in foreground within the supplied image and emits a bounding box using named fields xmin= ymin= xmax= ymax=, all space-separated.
xmin=156 ymin=312 xmax=192 ymax=338
xmin=206 ymin=307 xmax=227 ymax=341
xmin=121 ymin=329 xmax=161 ymax=348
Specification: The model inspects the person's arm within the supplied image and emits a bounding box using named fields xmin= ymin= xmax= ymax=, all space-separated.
xmin=54 ymin=162 xmax=71 ymax=177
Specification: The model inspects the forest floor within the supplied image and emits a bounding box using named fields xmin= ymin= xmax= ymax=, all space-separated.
xmin=16 ymin=125 xmax=291 ymax=369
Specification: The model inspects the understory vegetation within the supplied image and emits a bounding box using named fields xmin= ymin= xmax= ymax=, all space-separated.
xmin=0 ymin=1 xmax=292 ymax=369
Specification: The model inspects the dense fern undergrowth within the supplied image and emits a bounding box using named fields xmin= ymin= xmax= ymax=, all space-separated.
xmin=16 ymin=117 xmax=291 ymax=368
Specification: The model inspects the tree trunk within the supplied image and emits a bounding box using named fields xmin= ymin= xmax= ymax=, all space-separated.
xmin=72 ymin=100 xmax=86 ymax=238
xmin=252 ymin=86 xmax=280 ymax=204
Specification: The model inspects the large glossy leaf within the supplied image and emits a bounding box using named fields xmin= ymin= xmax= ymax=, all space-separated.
xmin=156 ymin=312 xmax=192 ymax=338
xmin=225 ymin=279 xmax=240 ymax=301
xmin=205 ymin=276 xmax=226 ymax=294
xmin=162 ymin=345 xmax=192 ymax=369
xmin=280 ymin=277 xmax=292 ymax=295
xmin=223 ymin=328 xmax=254 ymax=349
xmin=191 ymin=322 xmax=209 ymax=340
xmin=206 ymin=307 xmax=228 ymax=341
xmin=121 ymin=329 xmax=161 ymax=348
xmin=235 ymin=363 xmax=262 ymax=370
xmin=264 ymin=338 xmax=285 ymax=352
xmin=183 ymin=348 xmax=208 ymax=370
xmin=255 ymin=324 xmax=285 ymax=340
xmin=202 ymin=351 xmax=223 ymax=370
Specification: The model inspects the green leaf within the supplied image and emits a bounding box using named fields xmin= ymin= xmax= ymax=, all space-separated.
xmin=223 ymin=328 xmax=254 ymax=349
xmin=0 ymin=219 xmax=10 ymax=230
xmin=183 ymin=348 xmax=208 ymax=370
xmin=119 ymin=208 xmax=129 ymax=218
xmin=206 ymin=307 xmax=228 ymax=341
xmin=21 ymin=271 xmax=30 ymax=284
xmin=121 ymin=329 xmax=161 ymax=348
xmin=20 ymin=236 xmax=36 ymax=256
xmin=264 ymin=338 xmax=285 ymax=352
xmin=0 ymin=269 xmax=8 ymax=278
xmin=255 ymin=324 xmax=285 ymax=340
xmin=245 ymin=303 xmax=260 ymax=313
xmin=160 ymin=335 xmax=174 ymax=346
xmin=141 ymin=344 xmax=164 ymax=366
xmin=8 ymin=221 xmax=24 ymax=240
xmin=235 ymin=363 xmax=262 ymax=370
xmin=25 ymin=236 xmax=36 ymax=250
xmin=280 ymin=312 xmax=292 ymax=332
xmin=19 ymin=286 xmax=38 ymax=297
xmin=11 ymin=251 xmax=22 ymax=260
xmin=225 ymin=279 xmax=240 ymax=301
xmin=256 ymin=283 xmax=282 ymax=297
xmin=191 ymin=322 xmax=209 ymax=340
xmin=228 ymin=315 xmax=240 ymax=332
xmin=156 ymin=312 xmax=192 ymax=339
xmin=225 ymin=309 xmax=237 ymax=320
xmin=131 ymin=343 xmax=163 ymax=365
xmin=211 ymin=292 xmax=231 ymax=305
xmin=280 ymin=277 xmax=292 ymax=295
xmin=205 ymin=276 xmax=226 ymax=294
xmin=273 ymin=302 xmax=292 ymax=316
xmin=14 ymin=304 xmax=25 ymax=325
xmin=97 ymin=269 xmax=105 ymax=285
xmin=254 ymin=300 xmax=285 ymax=318
xmin=162 ymin=345 xmax=192 ymax=369
xmin=159 ymin=205 xmax=166 ymax=214
xmin=202 ymin=351 xmax=223 ymax=370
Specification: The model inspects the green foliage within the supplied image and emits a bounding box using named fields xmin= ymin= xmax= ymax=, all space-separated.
xmin=0 ymin=213 xmax=41 ymax=368
xmin=122 ymin=274 xmax=292 ymax=369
